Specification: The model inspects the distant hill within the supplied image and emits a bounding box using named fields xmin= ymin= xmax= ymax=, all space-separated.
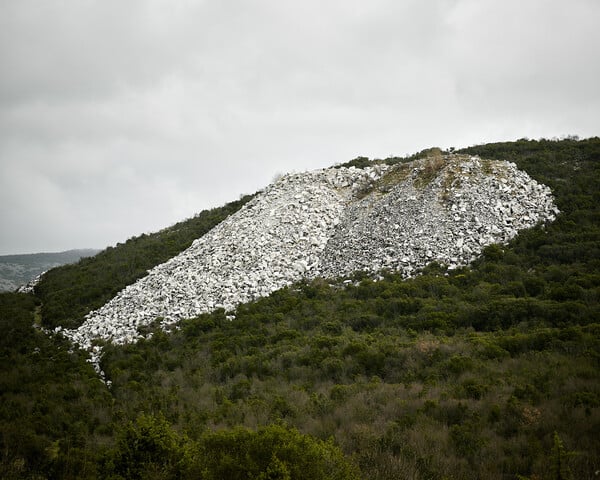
xmin=0 ymin=249 xmax=99 ymax=292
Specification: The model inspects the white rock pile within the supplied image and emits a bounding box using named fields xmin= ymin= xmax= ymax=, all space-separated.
xmin=319 ymin=155 xmax=559 ymax=278
xmin=62 ymin=155 xmax=558 ymax=355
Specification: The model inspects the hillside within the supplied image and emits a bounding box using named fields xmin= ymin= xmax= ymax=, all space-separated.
xmin=0 ymin=137 xmax=599 ymax=479
xmin=64 ymin=153 xmax=557 ymax=354
xmin=34 ymin=194 xmax=255 ymax=330
xmin=0 ymin=249 xmax=99 ymax=292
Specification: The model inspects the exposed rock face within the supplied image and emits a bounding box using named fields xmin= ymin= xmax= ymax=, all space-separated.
xmin=62 ymin=155 xmax=558 ymax=353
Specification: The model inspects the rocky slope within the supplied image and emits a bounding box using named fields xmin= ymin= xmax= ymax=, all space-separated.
xmin=62 ymin=154 xmax=558 ymax=357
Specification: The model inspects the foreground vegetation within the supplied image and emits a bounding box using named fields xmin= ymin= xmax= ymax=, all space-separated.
xmin=0 ymin=137 xmax=599 ymax=479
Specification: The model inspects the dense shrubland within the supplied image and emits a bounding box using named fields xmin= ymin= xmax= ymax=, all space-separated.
xmin=0 ymin=138 xmax=598 ymax=478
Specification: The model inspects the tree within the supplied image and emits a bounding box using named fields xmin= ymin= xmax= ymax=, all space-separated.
xmin=101 ymin=413 xmax=193 ymax=480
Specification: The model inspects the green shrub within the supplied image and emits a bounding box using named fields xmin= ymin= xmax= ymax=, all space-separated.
xmin=198 ymin=424 xmax=360 ymax=480
xmin=100 ymin=413 xmax=193 ymax=480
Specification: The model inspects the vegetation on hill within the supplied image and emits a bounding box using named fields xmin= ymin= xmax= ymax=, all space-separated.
xmin=35 ymin=194 xmax=255 ymax=330
xmin=0 ymin=137 xmax=598 ymax=479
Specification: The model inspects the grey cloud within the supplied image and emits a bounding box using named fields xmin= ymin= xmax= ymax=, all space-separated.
xmin=1 ymin=0 xmax=598 ymax=254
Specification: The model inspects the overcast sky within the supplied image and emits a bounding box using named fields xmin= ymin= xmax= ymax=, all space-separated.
xmin=1 ymin=0 xmax=598 ymax=255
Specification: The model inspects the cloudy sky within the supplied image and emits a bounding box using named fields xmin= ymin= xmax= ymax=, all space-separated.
xmin=1 ymin=0 xmax=598 ymax=255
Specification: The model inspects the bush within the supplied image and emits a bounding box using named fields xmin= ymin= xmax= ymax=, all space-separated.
xmin=198 ymin=424 xmax=360 ymax=480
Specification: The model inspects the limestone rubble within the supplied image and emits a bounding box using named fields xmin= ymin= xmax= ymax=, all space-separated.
xmin=62 ymin=155 xmax=559 ymax=356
